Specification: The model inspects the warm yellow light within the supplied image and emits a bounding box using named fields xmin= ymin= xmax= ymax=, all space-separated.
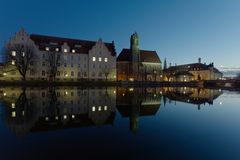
xmin=104 ymin=106 xmax=107 ymax=111
xmin=129 ymin=88 xmax=134 ymax=91
xmin=3 ymin=73 xmax=7 ymax=76
xmin=11 ymin=103 xmax=15 ymax=108
xmin=11 ymin=111 xmax=16 ymax=118
xmin=113 ymin=90 xmax=116 ymax=94
xmin=11 ymin=60 xmax=15 ymax=65
xmin=3 ymin=92 xmax=6 ymax=96
xmin=113 ymin=75 xmax=116 ymax=78
xmin=98 ymin=106 xmax=101 ymax=111
xmin=122 ymin=93 xmax=125 ymax=96
xmin=72 ymin=49 xmax=75 ymax=53
xmin=129 ymin=78 xmax=134 ymax=81
xmin=92 ymin=106 xmax=96 ymax=112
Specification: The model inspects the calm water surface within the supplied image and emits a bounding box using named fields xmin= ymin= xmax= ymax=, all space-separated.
xmin=0 ymin=87 xmax=239 ymax=160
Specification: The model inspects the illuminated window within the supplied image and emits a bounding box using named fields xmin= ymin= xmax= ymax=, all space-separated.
xmin=45 ymin=47 xmax=49 ymax=51
xmin=22 ymin=52 xmax=25 ymax=57
xmin=72 ymin=115 xmax=75 ymax=119
xmin=11 ymin=60 xmax=15 ymax=65
xmin=11 ymin=51 xmax=16 ymax=56
xmin=98 ymin=106 xmax=101 ymax=111
xmin=55 ymin=48 xmax=59 ymax=52
xmin=64 ymin=115 xmax=67 ymax=119
xmin=64 ymin=49 xmax=68 ymax=53
xmin=11 ymin=111 xmax=16 ymax=118
xmin=104 ymin=58 xmax=108 ymax=62
xmin=92 ymin=57 xmax=96 ymax=61
xmin=45 ymin=117 xmax=49 ymax=121
xmin=55 ymin=116 xmax=59 ymax=120
xmin=92 ymin=106 xmax=96 ymax=112
xmin=99 ymin=57 xmax=102 ymax=62
xmin=72 ymin=49 xmax=75 ymax=53
xmin=11 ymin=103 xmax=15 ymax=108
xmin=104 ymin=106 xmax=107 ymax=111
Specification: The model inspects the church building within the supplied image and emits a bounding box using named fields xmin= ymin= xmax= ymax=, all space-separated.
xmin=117 ymin=33 xmax=162 ymax=81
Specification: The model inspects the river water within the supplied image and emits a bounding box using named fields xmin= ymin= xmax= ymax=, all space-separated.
xmin=0 ymin=87 xmax=239 ymax=160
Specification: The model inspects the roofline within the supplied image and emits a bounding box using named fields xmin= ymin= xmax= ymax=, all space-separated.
xmin=30 ymin=34 xmax=113 ymax=45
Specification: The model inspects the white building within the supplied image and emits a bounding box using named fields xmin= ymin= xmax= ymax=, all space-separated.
xmin=0 ymin=28 xmax=117 ymax=81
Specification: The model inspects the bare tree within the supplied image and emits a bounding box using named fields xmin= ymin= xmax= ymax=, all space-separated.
xmin=6 ymin=44 xmax=35 ymax=81
xmin=102 ymin=67 xmax=110 ymax=81
xmin=45 ymin=52 xmax=62 ymax=82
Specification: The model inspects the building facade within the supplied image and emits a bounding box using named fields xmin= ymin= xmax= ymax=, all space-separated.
xmin=163 ymin=58 xmax=223 ymax=82
xmin=0 ymin=28 xmax=116 ymax=81
xmin=117 ymin=33 xmax=162 ymax=81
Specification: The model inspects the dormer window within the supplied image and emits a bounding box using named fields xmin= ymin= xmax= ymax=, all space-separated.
xmin=45 ymin=47 xmax=49 ymax=51
xmin=72 ymin=49 xmax=76 ymax=53
xmin=64 ymin=49 xmax=68 ymax=53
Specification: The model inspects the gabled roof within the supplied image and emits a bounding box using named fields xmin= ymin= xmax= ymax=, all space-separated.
xmin=30 ymin=34 xmax=116 ymax=56
xmin=117 ymin=48 xmax=161 ymax=63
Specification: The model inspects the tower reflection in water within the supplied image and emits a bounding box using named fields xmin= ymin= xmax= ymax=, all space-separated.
xmin=0 ymin=87 xmax=222 ymax=136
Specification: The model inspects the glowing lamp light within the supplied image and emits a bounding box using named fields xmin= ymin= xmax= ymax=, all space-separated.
xmin=3 ymin=73 xmax=7 ymax=76
xmin=129 ymin=78 xmax=134 ymax=81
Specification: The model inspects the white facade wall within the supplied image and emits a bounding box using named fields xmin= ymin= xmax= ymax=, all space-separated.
xmin=0 ymin=29 xmax=116 ymax=81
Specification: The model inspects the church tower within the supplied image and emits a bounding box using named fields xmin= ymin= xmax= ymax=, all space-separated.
xmin=130 ymin=32 xmax=140 ymax=81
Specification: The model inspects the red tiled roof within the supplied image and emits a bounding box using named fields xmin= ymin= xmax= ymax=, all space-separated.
xmin=30 ymin=34 xmax=116 ymax=56
xmin=117 ymin=49 xmax=161 ymax=63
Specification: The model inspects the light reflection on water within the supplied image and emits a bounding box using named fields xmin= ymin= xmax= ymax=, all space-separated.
xmin=0 ymin=87 xmax=239 ymax=160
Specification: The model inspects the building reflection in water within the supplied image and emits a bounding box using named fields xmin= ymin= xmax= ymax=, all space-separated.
xmin=0 ymin=86 xmax=222 ymax=136
xmin=0 ymin=87 xmax=116 ymax=137
xmin=116 ymin=87 xmax=162 ymax=134
xmin=162 ymin=87 xmax=222 ymax=110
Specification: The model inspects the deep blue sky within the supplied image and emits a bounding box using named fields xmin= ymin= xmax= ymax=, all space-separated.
xmin=0 ymin=0 xmax=240 ymax=68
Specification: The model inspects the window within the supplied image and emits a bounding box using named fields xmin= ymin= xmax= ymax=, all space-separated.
xmin=42 ymin=70 xmax=45 ymax=76
xmin=42 ymin=62 xmax=45 ymax=66
xmin=99 ymin=72 xmax=102 ymax=77
xmin=64 ymin=63 xmax=67 ymax=67
xmin=45 ymin=47 xmax=49 ymax=51
xmin=11 ymin=51 xmax=16 ymax=56
xmin=57 ymin=71 xmax=60 ymax=76
xmin=78 ymin=56 xmax=80 ymax=60
xmin=64 ymin=49 xmax=68 ymax=53
xmin=11 ymin=60 xmax=15 ymax=65
xmin=84 ymin=64 xmax=86 ymax=68
xmin=78 ymin=64 xmax=81 ymax=68
xmin=64 ymin=71 xmax=68 ymax=77
xmin=104 ymin=58 xmax=108 ymax=62
xmin=92 ymin=57 xmax=96 ymax=61
xmin=42 ymin=54 xmax=45 ymax=59
xmin=99 ymin=57 xmax=102 ymax=62
xmin=92 ymin=106 xmax=96 ymax=112
xmin=55 ymin=48 xmax=59 ymax=52
xmin=92 ymin=72 xmax=95 ymax=77
xmin=71 ymin=71 xmax=74 ymax=76
xmin=93 ymin=64 xmax=95 ymax=68
xmin=71 ymin=55 xmax=73 ymax=60
xmin=22 ymin=52 xmax=25 ymax=57
xmin=78 ymin=71 xmax=81 ymax=77
xmin=30 ymin=70 xmax=34 ymax=75
xmin=30 ymin=61 xmax=33 ymax=66
xmin=71 ymin=64 xmax=74 ymax=67
xmin=72 ymin=49 xmax=75 ymax=53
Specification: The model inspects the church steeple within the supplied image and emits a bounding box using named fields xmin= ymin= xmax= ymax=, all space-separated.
xmin=130 ymin=32 xmax=140 ymax=62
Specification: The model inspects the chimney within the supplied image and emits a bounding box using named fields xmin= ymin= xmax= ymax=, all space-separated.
xmin=198 ymin=58 xmax=201 ymax=63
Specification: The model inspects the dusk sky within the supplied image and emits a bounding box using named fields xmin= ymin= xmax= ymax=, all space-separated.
xmin=0 ymin=0 xmax=240 ymax=69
